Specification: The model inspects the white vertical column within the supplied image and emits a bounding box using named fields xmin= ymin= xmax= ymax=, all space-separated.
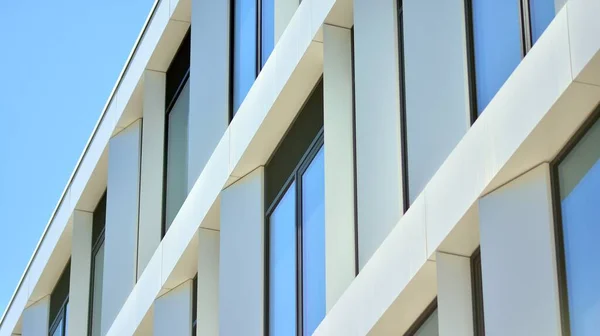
xmin=138 ymin=70 xmax=166 ymax=277
xmin=436 ymin=252 xmax=474 ymax=336
xmin=219 ymin=168 xmax=265 ymax=336
xmin=102 ymin=120 xmax=142 ymax=335
xmin=354 ymin=0 xmax=404 ymax=270
xmin=323 ymin=24 xmax=356 ymax=311
xmin=403 ymin=0 xmax=471 ymax=204
xmin=479 ymin=164 xmax=562 ymax=335
xmin=22 ymin=296 xmax=50 ymax=336
xmin=197 ymin=228 xmax=220 ymax=336
xmin=154 ymin=280 xmax=193 ymax=336
xmin=67 ymin=210 xmax=93 ymax=336
xmin=188 ymin=0 xmax=230 ymax=191
xmin=275 ymin=0 xmax=298 ymax=43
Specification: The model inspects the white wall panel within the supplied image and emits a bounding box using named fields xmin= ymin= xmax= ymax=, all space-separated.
xmin=102 ymin=120 xmax=142 ymax=335
xmin=323 ymin=24 xmax=356 ymax=311
xmin=404 ymin=0 xmax=470 ymax=204
xmin=436 ymin=252 xmax=474 ymax=336
xmin=479 ymin=164 xmax=561 ymax=336
xmin=154 ymin=280 xmax=193 ymax=336
xmin=197 ymin=228 xmax=220 ymax=336
xmin=219 ymin=168 xmax=265 ymax=336
xmin=22 ymin=296 xmax=49 ymax=336
xmin=189 ymin=0 xmax=230 ymax=191
xmin=67 ymin=210 xmax=93 ymax=336
xmin=354 ymin=0 xmax=404 ymax=270
xmin=138 ymin=70 xmax=165 ymax=277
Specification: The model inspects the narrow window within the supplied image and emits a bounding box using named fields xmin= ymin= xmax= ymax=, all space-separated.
xmin=89 ymin=193 xmax=106 ymax=336
xmin=404 ymin=300 xmax=439 ymax=336
xmin=163 ymin=31 xmax=190 ymax=236
xmin=471 ymin=248 xmax=485 ymax=335
xmin=266 ymin=81 xmax=324 ymax=336
xmin=529 ymin=0 xmax=556 ymax=44
xmin=49 ymin=262 xmax=70 ymax=336
xmin=554 ymin=113 xmax=600 ymax=335
xmin=192 ymin=275 xmax=198 ymax=336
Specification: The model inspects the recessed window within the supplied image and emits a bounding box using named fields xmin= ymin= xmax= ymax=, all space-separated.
xmin=163 ymin=32 xmax=191 ymax=236
xmin=404 ymin=300 xmax=438 ymax=336
xmin=49 ymin=262 xmax=70 ymax=336
xmin=471 ymin=248 xmax=485 ymax=335
xmin=192 ymin=275 xmax=197 ymax=336
xmin=89 ymin=193 xmax=106 ymax=336
xmin=468 ymin=0 xmax=556 ymax=116
xmin=266 ymin=81 xmax=324 ymax=336
xmin=231 ymin=0 xmax=278 ymax=116
xmin=555 ymin=114 xmax=600 ymax=335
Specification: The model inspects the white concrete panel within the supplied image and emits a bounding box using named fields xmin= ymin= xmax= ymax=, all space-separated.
xmin=197 ymin=228 xmax=220 ymax=336
xmin=188 ymin=0 xmax=230 ymax=191
xmin=67 ymin=210 xmax=93 ymax=336
xmin=102 ymin=120 xmax=142 ymax=336
xmin=436 ymin=252 xmax=473 ymax=336
xmin=323 ymin=24 xmax=356 ymax=312
xmin=354 ymin=0 xmax=404 ymax=270
xmin=567 ymin=0 xmax=600 ymax=86
xmin=479 ymin=164 xmax=561 ymax=336
xmin=154 ymin=280 xmax=193 ymax=336
xmin=138 ymin=70 xmax=166 ymax=278
xmin=22 ymin=296 xmax=49 ymax=336
xmin=220 ymin=168 xmax=265 ymax=336
xmin=404 ymin=0 xmax=470 ymax=204
xmin=275 ymin=0 xmax=299 ymax=43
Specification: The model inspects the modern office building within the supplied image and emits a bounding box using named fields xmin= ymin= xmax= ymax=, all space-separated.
xmin=1 ymin=0 xmax=600 ymax=334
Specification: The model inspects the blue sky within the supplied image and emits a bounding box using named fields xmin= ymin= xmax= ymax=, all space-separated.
xmin=0 ymin=0 xmax=154 ymax=317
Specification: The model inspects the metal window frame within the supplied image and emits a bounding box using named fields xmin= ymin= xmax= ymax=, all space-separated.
xmin=48 ymin=298 xmax=68 ymax=336
xmin=550 ymin=104 xmax=600 ymax=336
xmin=470 ymin=247 xmax=486 ymax=336
xmin=265 ymin=129 xmax=324 ymax=336
xmin=403 ymin=298 xmax=438 ymax=336
xmin=396 ymin=0 xmax=410 ymax=213
xmin=49 ymin=262 xmax=71 ymax=336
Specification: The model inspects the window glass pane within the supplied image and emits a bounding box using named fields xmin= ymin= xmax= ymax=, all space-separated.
xmin=261 ymin=0 xmax=275 ymax=67
xmin=91 ymin=242 xmax=105 ymax=336
xmin=52 ymin=317 xmax=64 ymax=336
xmin=472 ymin=0 xmax=522 ymax=115
xmin=269 ymin=182 xmax=297 ymax=336
xmin=301 ymin=147 xmax=325 ymax=336
xmin=64 ymin=301 xmax=69 ymax=336
xmin=558 ymin=118 xmax=600 ymax=335
xmin=530 ymin=0 xmax=555 ymax=44
xmin=414 ymin=309 xmax=439 ymax=336
xmin=233 ymin=0 xmax=257 ymax=114
xmin=165 ymin=81 xmax=190 ymax=231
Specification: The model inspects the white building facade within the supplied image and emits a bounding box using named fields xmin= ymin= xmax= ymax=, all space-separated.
xmin=2 ymin=0 xmax=600 ymax=335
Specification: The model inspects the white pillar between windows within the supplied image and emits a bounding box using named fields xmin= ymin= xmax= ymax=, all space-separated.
xmin=67 ymin=210 xmax=93 ymax=336
xmin=138 ymin=70 xmax=166 ymax=278
xmin=219 ymin=168 xmax=265 ymax=336
xmin=196 ymin=228 xmax=220 ymax=336
xmin=479 ymin=164 xmax=562 ymax=335
xmin=353 ymin=0 xmax=405 ymax=270
xmin=154 ymin=280 xmax=193 ymax=336
xmin=436 ymin=252 xmax=474 ymax=336
xmin=102 ymin=120 xmax=142 ymax=335
xmin=275 ymin=0 xmax=299 ymax=43
xmin=323 ymin=24 xmax=356 ymax=312
xmin=22 ymin=296 xmax=50 ymax=336
xmin=188 ymin=0 xmax=230 ymax=192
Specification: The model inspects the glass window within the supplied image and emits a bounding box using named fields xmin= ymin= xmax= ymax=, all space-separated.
xmin=557 ymin=117 xmax=600 ymax=335
xmin=165 ymin=81 xmax=190 ymax=232
xmin=269 ymin=182 xmax=297 ymax=336
xmin=261 ymin=0 xmax=275 ymax=68
xmin=472 ymin=0 xmax=523 ymax=115
xmin=301 ymin=148 xmax=325 ymax=336
xmin=233 ymin=0 xmax=257 ymax=113
xmin=471 ymin=249 xmax=485 ymax=335
xmin=405 ymin=302 xmax=439 ymax=336
xmin=51 ymin=317 xmax=64 ymax=336
xmin=90 ymin=241 xmax=104 ymax=336
xmin=529 ymin=0 xmax=556 ymax=44
xmin=49 ymin=263 xmax=70 ymax=336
